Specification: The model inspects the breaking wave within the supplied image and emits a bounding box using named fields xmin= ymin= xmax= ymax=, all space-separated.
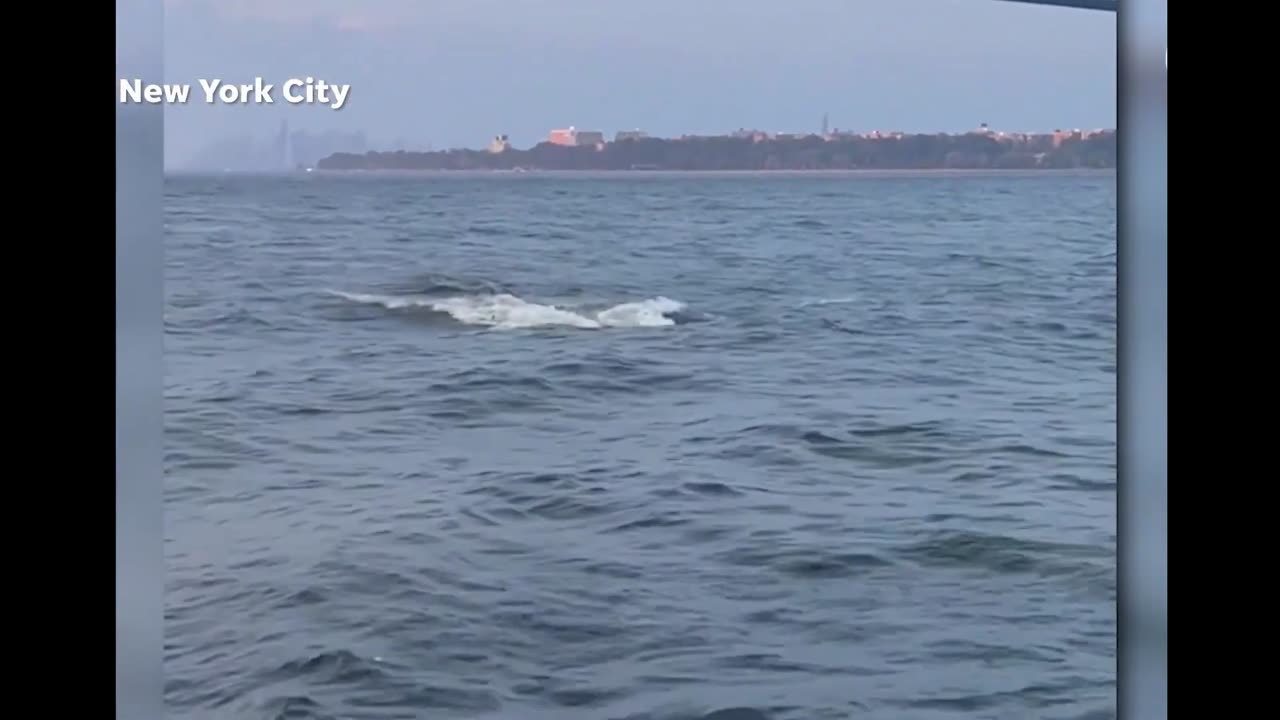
xmin=328 ymin=290 xmax=687 ymax=330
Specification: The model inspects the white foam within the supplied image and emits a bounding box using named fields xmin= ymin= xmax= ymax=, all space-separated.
xmin=596 ymin=296 xmax=686 ymax=327
xmin=329 ymin=290 xmax=686 ymax=330
xmin=799 ymin=296 xmax=858 ymax=307
xmin=329 ymin=291 xmax=425 ymax=310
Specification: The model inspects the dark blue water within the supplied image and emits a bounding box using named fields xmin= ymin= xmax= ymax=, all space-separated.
xmin=165 ymin=171 xmax=1116 ymax=720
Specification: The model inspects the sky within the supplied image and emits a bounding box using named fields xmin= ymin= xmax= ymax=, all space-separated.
xmin=161 ymin=0 xmax=1117 ymax=168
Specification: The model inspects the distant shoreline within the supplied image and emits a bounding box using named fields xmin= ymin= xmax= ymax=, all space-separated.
xmin=316 ymin=131 xmax=1116 ymax=173
xmin=283 ymin=167 xmax=1116 ymax=179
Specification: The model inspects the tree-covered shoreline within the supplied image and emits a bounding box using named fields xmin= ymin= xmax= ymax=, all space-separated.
xmin=316 ymin=130 xmax=1115 ymax=172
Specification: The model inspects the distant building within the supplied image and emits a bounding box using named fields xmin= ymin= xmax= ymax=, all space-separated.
xmin=614 ymin=129 xmax=648 ymax=142
xmin=277 ymin=119 xmax=293 ymax=170
xmin=1051 ymin=129 xmax=1082 ymax=147
xmin=548 ymin=127 xmax=577 ymax=146
xmin=859 ymin=130 xmax=905 ymax=140
xmin=730 ymin=128 xmax=770 ymax=142
xmin=488 ymin=134 xmax=511 ymax=153
xmin=547 ymin=126 xmax=605 ymax=148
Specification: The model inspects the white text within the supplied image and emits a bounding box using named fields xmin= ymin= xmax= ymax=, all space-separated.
xmin=118 ymin=77 xmax=351 ymax=110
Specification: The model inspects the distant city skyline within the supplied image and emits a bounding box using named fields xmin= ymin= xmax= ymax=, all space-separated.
xmin=163 ymin=0 xmax=1116 ymax=169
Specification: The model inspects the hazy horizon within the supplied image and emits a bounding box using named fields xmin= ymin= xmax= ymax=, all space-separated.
xmin=162 ymin=0 xmax=1116 ymax=170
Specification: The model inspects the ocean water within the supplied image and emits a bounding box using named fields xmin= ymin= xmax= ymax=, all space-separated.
xmin=164 ymin=171 xmax=1117 ymax=720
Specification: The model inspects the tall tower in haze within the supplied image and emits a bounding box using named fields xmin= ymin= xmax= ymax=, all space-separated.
xmin=822 ymin=112 xmax=829 ymax=137
xmin=278 ymin=118 xmax=294 ymax=171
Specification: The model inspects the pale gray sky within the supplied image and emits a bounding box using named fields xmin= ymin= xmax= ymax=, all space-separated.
xmin=162 ymin=0 xmax=1116 ymax=167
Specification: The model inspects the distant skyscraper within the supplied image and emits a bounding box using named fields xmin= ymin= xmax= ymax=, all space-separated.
xmin=278 ymin=119 xmax=294 ymax=170
xmin=822 ymin=112 xmax=829 ymax=136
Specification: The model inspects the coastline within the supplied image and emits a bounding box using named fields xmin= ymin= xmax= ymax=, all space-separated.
xmin=315 ymin=130 xmax=1115 ymax=174
xmin=295 ymin=167 xmax=1116 ymax=179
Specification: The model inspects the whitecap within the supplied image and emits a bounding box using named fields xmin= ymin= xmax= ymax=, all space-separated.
xmin=327 ymin=290 xmax=687 ymax=330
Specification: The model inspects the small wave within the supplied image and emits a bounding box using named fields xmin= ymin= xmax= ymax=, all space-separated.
xmin=327 ymin=290 xmax=686 ymax=330
xmin=798 ymin=296 xmax=857 ymax=307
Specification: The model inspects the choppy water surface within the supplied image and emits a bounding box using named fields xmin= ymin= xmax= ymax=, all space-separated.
xmin=165 ymin=171 xmax=1116 ymax=720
